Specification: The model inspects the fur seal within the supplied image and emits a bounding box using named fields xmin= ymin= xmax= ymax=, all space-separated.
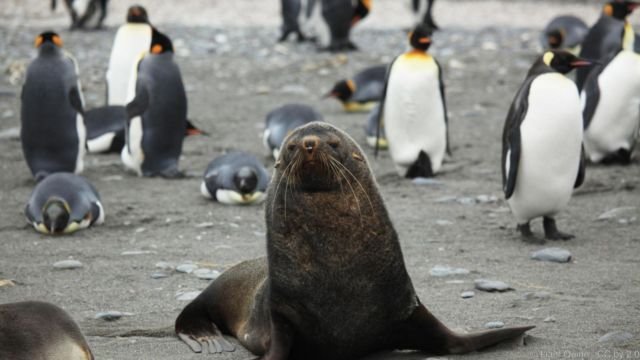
xmin=175 ymin=122 xmax=534 ymax=359
xmin=0 ymin=301 xmax=94 ymax=360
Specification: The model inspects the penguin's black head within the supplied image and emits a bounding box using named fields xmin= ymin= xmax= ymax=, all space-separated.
xmin=42 ymin=197 xmax=71 ymax=235
xmin=542 ymin=50 xmax=593 ymax=74
xmin=150 ymin=29 xmax=174 ymax=54
xmin=233 ymin=167 xmax=259 ymax=195
xmin=127 ymin=5 xmax=149 ymax=23
xmin=34 ymin=31 xmax=63 ymax=49
xmin=545 ymin=29 xmax=564 ymax=49
xmin=604 ymin=0 xmax=640 ymax=19
xmin=352 ymin=0 xmax=372 ymax=26
xmin=326 ymin=80 xmax=355 ymax=102
xmin=409 ymin=24 xmax=433 ymax=51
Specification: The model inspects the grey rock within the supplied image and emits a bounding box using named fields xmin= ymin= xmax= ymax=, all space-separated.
xmin=476 ymin=194 xmax=498 ymax=203
xmin=195 ymin=222 xmax=215 ymax=228
xmin=430 ymin=265 xmax=470 ymax=277
xmin=456 ymin=197 xmax=477 ymax=205
xmin=53 ymin=260 xmax=83 ymax=270
xmin=193 ymin=268 xmax=221 ymax=280
xmin=412 ymin=177 xmax=443 ymax=186
xmin=598 ymin=331 xmax=633 ymax=343
xmin=176 ymin=291 xmax=201 ymax=301
xmin=435 ymin=220 xmax=454 ymax=226
xmin=530 ymin=248 xmax=572 ymax=263
xmin=151 ymin=272 xmax=169 ymax=279
xmin=461 ymin=291 xmax=475 ymax=299
xmin=121 ymin=250 xmax=156 ymax=256
xmin=474 ymin=279 xmax=513 ymax=292
xmin=177 ymin=263 xmax=198 ymax=274
xmin=544 ymin=316 xmax=556 ymax=323
xmin=95 ymin=311 xmax=133 ymax=321
xmin=484 ymin=321 xmax=505 ymax=329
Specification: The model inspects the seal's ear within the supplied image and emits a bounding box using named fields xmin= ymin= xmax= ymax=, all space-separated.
xmin=352 ymin=152 xmax=364 ymax=161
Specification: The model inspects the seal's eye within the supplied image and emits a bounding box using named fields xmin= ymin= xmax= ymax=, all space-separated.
xmin=328 ymin=140 xmax=340 ymax=149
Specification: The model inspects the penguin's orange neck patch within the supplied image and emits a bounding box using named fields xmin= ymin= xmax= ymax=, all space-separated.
xmin=405 ymin=49 xmax=430 ymax=59
xmin=34 ymin=36 xmax=43 ymax=48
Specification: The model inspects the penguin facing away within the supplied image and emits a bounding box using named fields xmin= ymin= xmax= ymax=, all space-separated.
xmin=576 ymin=0 xmax=639 ymax=90
xmin=122 ymin=29 xmax=188 ymax=178
xmin=106 ymin=5 xmax=152 ymax=106
xmin=25 ymin=172 xmax=104 ymax=235
xmin=542 ymin=15 xmax=589 ymax=55
xmin=580 ymin=1 xmax=640 ymax=164
xmin=51 ymin=0 xmax=108 ymax=30
xmin=502 ymin=50 xmax=591 ymax=241
xmin=411 ymin=0 xmax=439 ymax=30
xmin=201 ymin=152 xmax=270 ymax=205
xmin=377 ymin=25 xmax=449 ymax=178
xmin=0 ymin=301 xmax=94 ymax=360
xmin=325 ymin=64 xmax=387 ymax=112
xmin=21 ymin=31 xmax=86 ymax=181
xmin=263 ymin=103 xmax=324 ymax=160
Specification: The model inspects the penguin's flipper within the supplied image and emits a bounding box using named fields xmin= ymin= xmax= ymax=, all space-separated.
xmin=126 ymin=85 xmax=150 ymax=119
xmin=68 ymin=86 xmax=84 ymax=115
xmin=375 ymin=56 xmax=400 ymax=157
xmin=435 ymin=58 xmax=450 ymax=156
xmin=581 ymin=65 xmax=604 ymax=130
xmin=574 ymin=146 xmax=586 ymax=188
xmin=502 ymin=77 xmax=534 ymax=199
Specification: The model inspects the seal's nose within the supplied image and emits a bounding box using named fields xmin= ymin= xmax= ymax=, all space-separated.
xmin=302 ymin=135 xmax=320 ymax=156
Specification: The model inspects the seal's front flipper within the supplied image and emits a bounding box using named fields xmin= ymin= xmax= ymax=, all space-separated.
xmin=175 ymin=298 xmax=235 ymax=354
xmin=398 ymin=302 xmax=534 ymax=354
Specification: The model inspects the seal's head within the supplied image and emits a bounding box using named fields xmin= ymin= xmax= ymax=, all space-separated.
xmin=274 ymin=122 xmax=369 ymax=192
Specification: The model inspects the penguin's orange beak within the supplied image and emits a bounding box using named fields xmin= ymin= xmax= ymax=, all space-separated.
xmin=419 ymin=37 xmax=431 ymax=44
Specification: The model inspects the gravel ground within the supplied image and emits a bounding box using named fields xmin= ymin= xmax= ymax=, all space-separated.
xmin=1 ymin=1 xmax=639 ymax=360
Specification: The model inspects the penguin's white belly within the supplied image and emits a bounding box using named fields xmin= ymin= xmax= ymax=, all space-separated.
xmin=384 ymin=61 xmax=446 ymax=175
xmin=121 ymin=116 xmax=144 ymax=176
xmin=508 ymin=74 xmax=583 ymax=223
xmin=106 ymin=25 xmax=152 ymax=106
xmin=583 ymin=51 xmax=640 ymax=162
xmin=74 ymin=113 xmax=86 ymax=174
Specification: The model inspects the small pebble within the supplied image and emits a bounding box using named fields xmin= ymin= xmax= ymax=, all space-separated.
xmin=412 ymin=177 xmax=443 ymax=186
xmin=0 ymin=279 xmax=16 ymax=287
xmin=456 ymin=197 xmax=477 ymax=205
xmin=177 ymin=263 xmax=198 ymax=274
xmin=597 ymin=207 xmax=636 ymax=221
xmin=461 ymin=291 xmax=475 ymax=299
xmin=95 ymin=311 xmax=133 ymax=321
xmin=484 ymin=321 xmax=505 ymax=329
xmin=435 ymin=220 xmax=454 ymax=226
xmin=598 ymin=331 xmax=633 ymax=343
xmin=474 ymin=279 xmax=513 ymax=292
xmin=530 ymin=248 xmax=572 ymax=263
xmin=193 ymin=268 xmax=221 ymax=280
xmin=176 ymin=291 xmax=201 ymax=301
xmin=543 ymin=316 xmax=556 ymax=323
xmin=150 ymin=272 xmax=169 ymax=279
xmin=430 ymin=265 xmax=470 ymax=277
xmin=522 ymin=291 xmax=551 ymax=301
xmin=195 ymin=222 xmax=215 ymax=228
xmin=121 ymin=250 xmax=156 ymax=256
xmin=53 ymin=260 xmax=83 ymax=270
xmin=476 ymin=194 xmax=498 ymax=203
xmin=155 ymin=262 xmax=174 ymax=271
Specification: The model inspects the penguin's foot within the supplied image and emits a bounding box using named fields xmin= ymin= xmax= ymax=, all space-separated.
xmin=517 ymin=223 xmax=544 ymax=243
xmin=543 ymin=217 xmax=574 ymax=240
xmin=324 ymin=40 xmax=358 ymax=52
xmin=296 ymin=31 xmax=307 ymax=42
xmin=405 ymin=151 xmax=434 ymax=179
xmin=600 ymin=149 xmax=632 ymax=165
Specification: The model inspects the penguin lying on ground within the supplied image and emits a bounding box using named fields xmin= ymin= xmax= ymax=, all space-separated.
xmin=377 ymin=25 xmax=449 ymax=178
xmin=263 ymin=103 xmax=324 ymax=160
xmin=25 ymin=172 xmax=104 ymax=235
xmin=21 ymin=31 xmax=86 ymax=181
xmin=51 ymin=0 xmax=108 ymax=30
xmin=0 ymin=301 xmax=94 ymax=360
xmin=541 ymin=15 xmax=588 ymax=54
xmin=325 ymin=64 xmax=386 ymax=112
xmin=502 ymin=50 xmax=591 ymax=241
xmin=201 ymin=152 xmax=270 ymax=205
xmin=579 ymin=0 xmax=640 ymax=164
xmin=122 ymin=29 xmax=188 ymax=178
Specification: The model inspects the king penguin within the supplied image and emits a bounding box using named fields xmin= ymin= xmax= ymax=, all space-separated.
xmin=411 ymin=0 xmax=439 ymax=30
xmin=306 ymin=0 xmax=370 ymax=51
xmin=21 ymin=32 xmax=86 ymax=181
xmin=280 ymin=0 xmax=307 ymax=42
xmin=378 ymin=25 xmax=449 ymax=178
xmin=541 ymin=15 xmax=588 ymax=55
xmin=502 ymin=50 xmax=592 ymax=241
xmin=25 ymin=172 xmax=104 ymax=235
xmin=201 ymin=151 xmax=270 ymax=205
xmin=579 ymin=0 xmax=640 ymax=164
xmin=51 ymin=0 xmax=108 ymax=30
xmin=0 ymin=301 xmax=94 ymax=360
xmin=122 ymin=29 xmax=188 ymax=178
xmin=106 ymin=5 xmax=152 ymax=106
xmin=325 ymin=64 xmax=387 ymax=112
